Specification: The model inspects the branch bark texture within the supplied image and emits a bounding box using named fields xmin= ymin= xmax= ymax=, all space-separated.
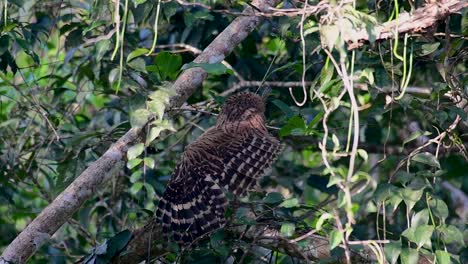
xmin=0 ymin=0 xmax=279 ymax=262
xmin=347 ymin=0 xmax=467 ymax=48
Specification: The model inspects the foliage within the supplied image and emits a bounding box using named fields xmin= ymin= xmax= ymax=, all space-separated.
xmin=0 ymin=0 xmax=466 ymax=263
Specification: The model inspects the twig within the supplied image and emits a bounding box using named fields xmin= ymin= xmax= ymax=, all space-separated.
xmin=223 ymin=81 xmax=314 ymax=96
xmin=334 ymin=211 xmax=351 ymax=264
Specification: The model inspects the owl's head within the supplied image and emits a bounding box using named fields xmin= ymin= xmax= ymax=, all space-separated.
xmin=217 ymin=92 xmax=266 ymax=126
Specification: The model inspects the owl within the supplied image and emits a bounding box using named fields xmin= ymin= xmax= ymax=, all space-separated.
xmin=155 ymin=92 xmax=282 ymax=244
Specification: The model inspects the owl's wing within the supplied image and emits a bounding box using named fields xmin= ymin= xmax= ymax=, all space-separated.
xmin=155 ymin=163 xmax=227 ymax=244
xmin=155 ymin=132 xmax=282 ymax=244
xmin=218 ymin=134 xmax=283 ymax=196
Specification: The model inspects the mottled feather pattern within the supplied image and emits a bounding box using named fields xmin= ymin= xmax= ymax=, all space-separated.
xmin=221 ymin=135 xmax=282 ymax=195
xmin=155 ymin=92 xmax=282 ymax=244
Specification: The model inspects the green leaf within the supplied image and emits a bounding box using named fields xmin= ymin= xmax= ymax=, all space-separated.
xmin=279 ymin=198 xmax=299 ymax=208
xmin=108 ymin=68 xmax=120 ymax=83
xmin=146 ymin=119 xmax=175 ymax=144
xmin=403 ymin=131 xmax=431 ymax=147
xmin=306 ymin=111 xmax=324 ymax=131
xmin=280 ymin=223 xmax=295 ymax=237
xmin=86 ymin=230 xmax=133 ymax=262
xmin=144 ymin=157 xmax=155 ymax=169
xmin=384 ymin=240 xmax=401 ymax=264
xmin=128 ymin=57 xmax=147 ymax=72
xmin=130 ymin=171 xmax=142 ymax=183
xmin=329 ymin=230 xmax=343 ymax=250
xmin=127 ymin=48 xmax=149 ymax=62
xmin=358 ymin=68 xmax=374 ymax=85
xmin=404 ymin=225 xmax=434 ymax=250
xmin=411 ymin=152 xmax=440 ymax=168
xmin=428 ymin=198 xmax=448 ymax=221
xmin=388 ymin=192 xmax=404 ymax=211
xmin=279 ymin=116 xmax=306 ymax=137
xmin=144 ymin=183 xmax=156 ymax=198
xmin=181 ymin=62 xmax=232 ymax=76
xmin=105 ymin=230 xmax=133 ymax=257
xmin=332 ymin=134 xmax=340 ymax=151
xmin=127 ymin=158 xmax=142 ymax=169
xmin=130 ymin=182 xmax=144 ymax=195
xmin=400 ymin=188 xmax=424 ymax=212
xmin=392 ymin=171 xmax=414 ymax=185
xmin=95 ymin=40 xmax=110 ymax=62
xmin=435 ymin=250 xmax=451 ymax=264
xmin=127 ymin=143 xmax=144 ymax=160
xmin=209 ymin=230 xmax=229 ymax=256
xmin=418 ymin=43 xmax=440 ymax=56
xmin=210 ymin=229 xmax=225 ymax=248
xmin=150 ymin=52 xmax=182 ymax=80
xmin=147 ymin=100 xmax=166 ymax=120
xmin=130 ymin=109 xmax=152 ymax=128
xmin=411 ymin=209 xmax=429 ymax=227
xmin=357 ymin=149 xmax=368 ymax=162
xmin=320 ymin=63 xmax=335 ymax=87
xmin=133 ymin=0 xmax=147 ymax=5
xmin=327 ymin=174 xmax=344 ymax=188
xmin=272 ymin=99 xmax=295 ymax=118
xmin=400 ymin=248 xmax=419 ymax=264
xmin=373 ymin=184 xmax=399 ymax=203
xmin=265 ymin=38 xmax=286 ymax=54
xmin=414 ymin=225 xmax=434 ymax=249
xmin=235 ymin=208 xmax=257 ymax=226
xmin=147 ymin=89 xmax=172 ymax=121
xmin=438 ymin=224 xmax=465 ymax=246
xmin=263 ymin=192 xmax=284 ymax=204
xmin=148 ymin=89 xmax=171 ymax=104
xmin=315 ymin=212 xmax=333 ymax=231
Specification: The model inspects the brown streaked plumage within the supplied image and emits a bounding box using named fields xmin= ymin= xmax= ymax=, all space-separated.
xmin=155 ymin=92 xmax=282 ymax=244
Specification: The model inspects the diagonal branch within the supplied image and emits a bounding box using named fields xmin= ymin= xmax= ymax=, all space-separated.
xmin=0 ymin=0 xmax=280 ymax=262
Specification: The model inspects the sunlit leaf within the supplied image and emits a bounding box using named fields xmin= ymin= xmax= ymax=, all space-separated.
xmin=280 ymin=223 xmax=295 ymax=237
xmin=127 ymin=48 xmax=149 ymax=62
xmin=315 ymin=212 xmax=333 ymax=231
xmin=130 ymin=109 xmax=152 ymax=128
xmin=130 ymin=182 xmax=144 ymax=195
xmin=279 ymin=198 xmax=299 ymax=208
xmin=329 ymin=230 xmax=343 ymax=250
xmin=435 ymin=250 xmax=451 ymax=264
xmin=127 ymin=143 xmax=144 ymax=160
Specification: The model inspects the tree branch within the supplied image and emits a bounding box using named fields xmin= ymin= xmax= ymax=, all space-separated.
xmin=347 ymin=0 xmax=467 ymax=49
xmin=0 ymin=0 xmax=280 ymax=262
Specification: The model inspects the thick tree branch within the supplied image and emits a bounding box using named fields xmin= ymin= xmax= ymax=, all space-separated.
xmin=0 ymin=0 xmax=280 ymax=262
xmin=347 ymin=0 xmax=467 ymax=49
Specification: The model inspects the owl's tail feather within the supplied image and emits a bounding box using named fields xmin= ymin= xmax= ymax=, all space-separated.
xmin=155 ymin=178 xmax=227 ymax=244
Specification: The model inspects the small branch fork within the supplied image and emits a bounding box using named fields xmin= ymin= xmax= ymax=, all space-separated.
xmin=390 ymin=92 xmax=467 ymax=181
